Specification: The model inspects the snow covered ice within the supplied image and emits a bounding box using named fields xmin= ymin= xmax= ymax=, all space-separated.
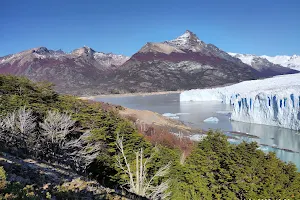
xmin=180 ymin=73 xmax=300 ymax=130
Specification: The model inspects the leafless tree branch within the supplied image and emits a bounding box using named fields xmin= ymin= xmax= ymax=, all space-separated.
xmin=115 ymin=134 xmax=171 ymax=199
xmin=40 ymin=110 xmax=75 ymax=147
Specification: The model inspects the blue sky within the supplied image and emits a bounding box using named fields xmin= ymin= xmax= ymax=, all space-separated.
xmin=1 ymin=0 xmax=299 ymax=56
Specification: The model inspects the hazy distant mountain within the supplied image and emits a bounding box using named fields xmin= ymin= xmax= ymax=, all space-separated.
xmin=229 ymin=53 xmax=299 ymax=76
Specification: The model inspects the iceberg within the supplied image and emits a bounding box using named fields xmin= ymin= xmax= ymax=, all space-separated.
xmin=162 ymin=112 xmax=190 ymax=119
xmin=257 ymin=146 xmax=269 ymax=151
xmin=175 ymin=113 xmax=190 ymax=115
xmin=204 ymin=117 xmax=219 ymax=123
xmin=162 ymin=113 xmax=180 ymax=119
xmin=180 ymin=73 xmax=300 ymax=130
xmin=162 ymin=113 xmax=177 ymax=117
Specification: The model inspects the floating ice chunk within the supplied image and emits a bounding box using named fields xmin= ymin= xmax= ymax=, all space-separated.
xmin=162 ymin=113 xmax=180 ymax=119
xmin=175 ymin=113 xmax=190 ymax=115
xmin=228 ymin=138 xmax=239 ymax=144
xmin=258 ymin=146 xmax=269 ymax=151
xmin=162 ymin=113 xmax=177 ymax=117
xmin=216 ymin=111 xmax=231 ymax=115
xmin=203 ymin=117 xmax=219 ymax=123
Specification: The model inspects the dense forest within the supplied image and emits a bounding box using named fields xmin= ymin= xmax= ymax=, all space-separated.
xmin=0 ymin=74 xmax=299 ymax=199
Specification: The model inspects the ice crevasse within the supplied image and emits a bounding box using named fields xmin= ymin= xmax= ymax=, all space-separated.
xmin=180 ymin=74 xmax=300 ymax=130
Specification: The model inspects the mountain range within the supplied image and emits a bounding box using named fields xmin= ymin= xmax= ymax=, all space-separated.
xmin=229 ymin=53 xmax=300 ymax=71
xmin=0 ymin=30 xmax=299 ymax=95
xmin=0 ymin=46 xmax=129 ymax=94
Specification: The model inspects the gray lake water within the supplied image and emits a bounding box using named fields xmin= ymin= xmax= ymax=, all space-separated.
xmin=95 ymin=93 xmax=300 ymax=169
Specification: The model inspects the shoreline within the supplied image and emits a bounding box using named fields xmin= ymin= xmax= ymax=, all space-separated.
xmin=79 ymin=82 xmax=239 ymax=100
xmin=80 ymin=90 xmax=182 ymax=100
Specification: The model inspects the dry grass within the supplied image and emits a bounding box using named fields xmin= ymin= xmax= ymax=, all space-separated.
xmin=137 ymin=123 xmax=195 ymax=157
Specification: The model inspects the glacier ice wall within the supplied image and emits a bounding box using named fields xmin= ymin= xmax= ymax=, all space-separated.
xmin=180 ymin=74 xmax=300 ymax=130
xmin=231 ymin=91 xmax=300 ymax=130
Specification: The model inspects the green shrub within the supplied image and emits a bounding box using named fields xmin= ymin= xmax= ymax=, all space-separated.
xmin=0 ymin=167 xmax=6 ymax=190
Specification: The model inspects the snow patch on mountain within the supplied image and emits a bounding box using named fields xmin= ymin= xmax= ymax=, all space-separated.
xmin=71 ymin=46 xmax=95 ymax=57
xmin=180 ymin=73 xmax=300 ymax=130
xmin=167 ymin=61 xmax=214 ymax=71
xmin=229 ymin=52 xmax=300 ymax=71
xmin=261 ymin=55 xmax=300 ymax=70
xmin=0 ymin=46 xmax=129 ymax=69
xmin=228 ymin=53 xmax=255 ymax=66
xmin=94 ymin=52 xmax=129 ymax=67
xmin=165 ymin=30 xmax=207 ymax=52
xmin=0 ymin=47 xmax=66 ymax=66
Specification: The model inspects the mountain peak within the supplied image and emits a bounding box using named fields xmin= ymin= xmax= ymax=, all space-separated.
xmin=291 ymin=54 xmax=299 ymax=59
xmin=165 ymin=30 xmax=206 ymax=52
xmin=81 ymin=46 xmax=95 ymax=52
xmin=71 ymin=46 xmax=95 ymax=57
xmin=55 ymin=49 xmax=65 ymax=54
xmin=181 ymin=30 xmax=197 ymax=38
xmin=174 ymin=30 xmax=201 ymax=43
xmin=32 ymin=47 xmax=50 ymax=54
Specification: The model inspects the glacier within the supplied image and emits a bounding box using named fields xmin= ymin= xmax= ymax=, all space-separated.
xmin=180 ymin=73 xmax=300 ymax=130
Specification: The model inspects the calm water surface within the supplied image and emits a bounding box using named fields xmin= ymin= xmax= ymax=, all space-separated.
xmin=95 ymin=93 xmax=300 ymax=169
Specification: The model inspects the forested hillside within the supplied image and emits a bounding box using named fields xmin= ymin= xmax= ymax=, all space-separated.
xmin=0 ymin=75 xmax=299 ymax=199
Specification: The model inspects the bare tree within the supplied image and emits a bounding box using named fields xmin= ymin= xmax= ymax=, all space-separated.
xmin=2 ymin=112 xmax=17 ymax=132
xmin=40 ymin=110 xmax=75 ymax=146
xmin=116 ymin=134 xmax=171 ymax=200
xmin=180 ymin=152 xmax=187 ymax=165
xmin=0 ymin=108 xmax=97 ymax=173
xmin=16 ymin=107 xmax=36 ymax=134
xmin=0 ymin=107 xmax=36 ymax=135
xmin=63 ymin=131 xmax=104 ymax=172
xmin=0 ymin=107 xmax=37 ymax=153
xmin=0 ymin=118 xmax=5 ymax=131
xmin=0 ymin=118 xmax=7 ymax=142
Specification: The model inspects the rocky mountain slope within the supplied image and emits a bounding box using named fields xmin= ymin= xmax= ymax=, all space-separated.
xmin=104 ymin=31 xmax=277 ymax=93
xmin=229 ymin=53 xmax=299 ymax=77
xmin=0 ymin=47 xmax=129 ymax=94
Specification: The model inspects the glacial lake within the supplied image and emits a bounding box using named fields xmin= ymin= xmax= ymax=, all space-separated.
xmin=94 ymin=93 xmax=300 ymax=169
